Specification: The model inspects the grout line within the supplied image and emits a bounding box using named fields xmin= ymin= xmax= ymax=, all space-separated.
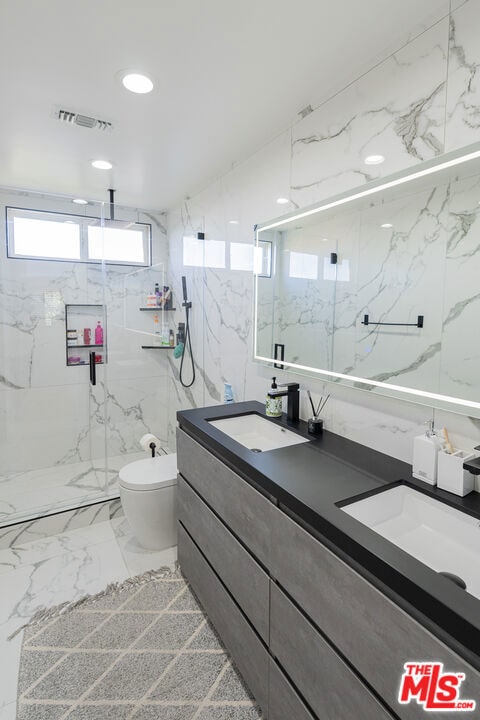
xmin=56 ymin=582 xmax=191 ymax=720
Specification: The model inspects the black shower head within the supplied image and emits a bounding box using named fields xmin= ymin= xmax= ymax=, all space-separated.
xmin=182 ymin=276 xmax=188 ymax=304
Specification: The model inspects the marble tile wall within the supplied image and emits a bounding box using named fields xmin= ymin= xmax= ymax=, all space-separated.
xmin=166 ymin=0 xmax=480 ymax=484
xmin=0 ymin=190 xmax=172 ymax=521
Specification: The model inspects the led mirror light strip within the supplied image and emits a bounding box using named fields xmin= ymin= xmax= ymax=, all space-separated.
xmin=257 ymin=147 xmax=480 ymax=233
xmin=254 ymin=355 xmax=480 ymax=410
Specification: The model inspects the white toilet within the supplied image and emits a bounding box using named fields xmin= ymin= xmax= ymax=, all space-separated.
xmin=119 ymin=453 xmax=177 ymax=550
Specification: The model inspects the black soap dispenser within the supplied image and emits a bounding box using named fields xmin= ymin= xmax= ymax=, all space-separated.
xmin=266 ymin=377 xmax=282 ymax=417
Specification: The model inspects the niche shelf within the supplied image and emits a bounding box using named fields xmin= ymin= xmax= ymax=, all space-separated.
xmin=65 ymin=304 xmax=106 ymax=366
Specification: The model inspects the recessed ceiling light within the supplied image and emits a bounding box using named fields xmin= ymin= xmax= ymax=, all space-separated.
xmin=277 ymin=197 xmax=289 ymax=205
xmin=122 ymin=73 xmax=154 ymax=94
xmin=91 ymin=160 xmax=112 ymax=170
xmin=321 ymin=237 xmax=329 ymax=242
xmin=381 ymin=223 xmax=393 ymax=228
xmin=72 ymin=198 xmax=88 ymax=205
xmin=364 ymin=154 xmax=385 ymax=165
xmin=229 ymin=220 xmax=239 ymax=225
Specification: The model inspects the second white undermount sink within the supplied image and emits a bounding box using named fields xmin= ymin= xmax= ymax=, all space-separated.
xmin=208 ymin=413 xmax=308 ymax=452
xmin=341 ymin=484 xmax=480 ymax=601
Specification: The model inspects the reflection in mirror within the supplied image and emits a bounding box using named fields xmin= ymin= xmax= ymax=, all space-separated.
xmin=254 ymin=142 xmax=480 ymax=416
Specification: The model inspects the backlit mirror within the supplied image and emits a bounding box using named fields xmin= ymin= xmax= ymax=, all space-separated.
xmin=254 ymin=142 xmax=480 ymax=417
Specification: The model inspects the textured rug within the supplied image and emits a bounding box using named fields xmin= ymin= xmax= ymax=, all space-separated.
xmin=15 ymin=568 xmax=262 ymax=720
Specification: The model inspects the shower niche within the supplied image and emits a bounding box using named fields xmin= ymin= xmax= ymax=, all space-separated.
xmin=65 ymin=304 xmax=106 ymax=366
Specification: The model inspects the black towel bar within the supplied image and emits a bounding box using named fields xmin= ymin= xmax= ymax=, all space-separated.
xmin=362 ymin=314 xmax=424 ymax=328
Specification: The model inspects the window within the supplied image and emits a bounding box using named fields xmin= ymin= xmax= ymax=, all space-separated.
xmin=6 ymin=207 xmax=151 ymax=266
xmin=182 ymin=236 xmax=225 ymax=268
xmin=289 ymin=251 xmax=318 ymax=280
xmin=88 ymin=225 xmax=146 ymax=264
xmin=230 ymin=242 xmax=254 ymax=272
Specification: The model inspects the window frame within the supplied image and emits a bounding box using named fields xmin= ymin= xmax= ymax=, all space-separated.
xmin=6 ymin=206 xmax=152 ymax=267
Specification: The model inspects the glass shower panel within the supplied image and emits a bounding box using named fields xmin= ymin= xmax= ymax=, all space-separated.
xmin=98 ymin=203 xmax=171 ymax=495
xmin=0 ymin=190 xmax=108 ymax=526
xmin=262 ymin=224 xmax=337 ymax=372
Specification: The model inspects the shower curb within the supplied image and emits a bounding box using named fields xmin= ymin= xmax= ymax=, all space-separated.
xmin=0 ymin=495 xmax=122 ymax=550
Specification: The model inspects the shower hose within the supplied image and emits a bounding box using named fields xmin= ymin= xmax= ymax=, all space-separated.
xmin=179 ymin=300 xmax=195 ymax=388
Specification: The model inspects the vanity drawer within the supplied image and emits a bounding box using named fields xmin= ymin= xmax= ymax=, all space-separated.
xmin=177 ymin=474 xmax=270 ymax=642
xmin=178 ymin=523 xmax=269 ymax=715
xmin=176 ymin=427 xmax=275 ymax=566
xmin=269 ymin=660 xmax=317 ymax=720
xmin=270 ymin=583 xmax=393 ymax=720
xmin=271 ymin=509 xmax=480 ymax=720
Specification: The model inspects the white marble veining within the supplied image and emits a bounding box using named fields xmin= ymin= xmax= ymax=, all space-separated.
xmin=0 ymin=189 xmax=173 ymax=524
xmin=0 ymin=500 xmax=177 ymax=717
xmin=166 ymin=1 xmax=480 ymax=480
xmin=291 ymin=20 xmax=448 ymax=209
xmin=0 ymin=452 xmax=146 ymax=528
xmin=446 ymin=0 xmax=480 ymax=151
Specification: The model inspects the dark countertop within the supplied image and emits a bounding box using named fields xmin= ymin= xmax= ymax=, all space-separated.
xmin=177 ymin=400 xmax=480 ymax=669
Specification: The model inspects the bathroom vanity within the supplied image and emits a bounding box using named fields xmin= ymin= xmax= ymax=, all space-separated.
xmin=176 ymin=401 xmax=480 ymax=719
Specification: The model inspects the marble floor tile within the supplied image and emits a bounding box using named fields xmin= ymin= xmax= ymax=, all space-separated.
xmin=0 ymin=451 xmax=145 ymax=527
xmin=0 ymin=510 xmax=177 ymax=717
xmin=0 ymin=702 xmax=19 ymax=720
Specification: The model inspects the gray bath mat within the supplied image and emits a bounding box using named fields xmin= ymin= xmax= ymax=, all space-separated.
xmin=16 ymin=568 xmax=262 ymax=719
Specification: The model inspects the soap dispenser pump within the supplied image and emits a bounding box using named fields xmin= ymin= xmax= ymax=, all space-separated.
xmin=266 ymin=377 xmax=283 ymax=418
xmin=412 ymin=420 xmax=441 ymax=485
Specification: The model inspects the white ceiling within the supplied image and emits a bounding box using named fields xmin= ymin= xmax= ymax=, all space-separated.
xmin=0 ymin=1 xmax=446 ymax=211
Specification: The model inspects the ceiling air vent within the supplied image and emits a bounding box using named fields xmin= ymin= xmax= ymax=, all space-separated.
xmin=57 ymin=108 xmax=112 ymax=131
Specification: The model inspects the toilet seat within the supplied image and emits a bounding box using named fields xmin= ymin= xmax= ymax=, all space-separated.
xmin=119 ymin=453 xmax=177 ymax=491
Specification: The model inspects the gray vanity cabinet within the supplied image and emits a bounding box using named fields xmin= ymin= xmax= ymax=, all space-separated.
xmin=177 ymin=426 xmax=479 ymax=720
xmin=268 ymin=661 xmax=316 ymax=720
xmin=177 ymin=474 xmax=270 ymax=642
xmin=178 ymin=524 xmax=270 ymax=712
xmin=270 ymin=582 xmax=393 ymax=720
xmin=270 ymin=508 xmax=480 ymax=720
xmin=177 ymin=428 xmax=275 ymax=566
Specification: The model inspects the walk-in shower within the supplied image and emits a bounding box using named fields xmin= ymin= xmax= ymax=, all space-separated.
xmin=0 ymin=187 xmax=171 ymax=527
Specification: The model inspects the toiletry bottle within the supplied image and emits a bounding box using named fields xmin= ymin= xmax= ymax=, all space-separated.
xmin=155 ymin=283 xmax=162 ymax=307
xmin=224 ymin=383 xmax=234 ymax=404
xmin=161 ymin=325 xmax=170 ymax=345
xmin=95 ymin=321 xmax=103 ymax=345
xmin=162 ymin=286 xmax=172 ymax=309
xmin=169 ymin=329 xmax=175 ymax=347
xmin=412 ymin=420 xmax=441 ymax=485
xmin=266 ymin=377 xmax=282 ymax=417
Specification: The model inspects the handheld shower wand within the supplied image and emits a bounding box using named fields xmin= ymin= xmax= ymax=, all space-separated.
xmin=179 ymin=275 xmax=195 ymax=387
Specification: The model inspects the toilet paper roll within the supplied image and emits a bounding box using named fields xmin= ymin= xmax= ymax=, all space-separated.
xmin=139 ymin=433 xmax=162 ymax=454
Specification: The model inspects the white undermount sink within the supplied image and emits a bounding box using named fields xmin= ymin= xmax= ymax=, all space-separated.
xmin=341 ymin=484 xmax=480 ymax=601
xmin=208 ymin=413 xmax=308 ymax=452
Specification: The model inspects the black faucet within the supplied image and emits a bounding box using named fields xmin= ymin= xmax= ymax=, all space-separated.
xmin=267 ymin=382 xmax=300 ymax=423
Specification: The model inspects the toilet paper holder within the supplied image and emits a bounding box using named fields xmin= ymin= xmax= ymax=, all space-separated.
xmin=139 ymin=433 xmax=162 ymax=458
